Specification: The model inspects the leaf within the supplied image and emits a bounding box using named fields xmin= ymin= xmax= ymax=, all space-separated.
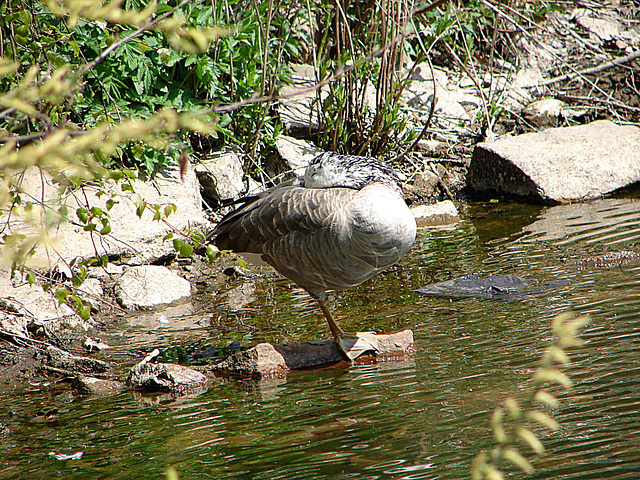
xmin=79 ymin=305 xmax=91 ymax=320
xmin=533 ymin=368 xmax=572 ymax=388
xmin=471 ymin=452 xmax=488 ymax=480
xmin=179 ymin=242 xmax=194 ymax=257
xmin=484 ymin=465 xmax=505 ymax=480
xmin=54 ymin=287 xmax=70 ymax=303
xmin=527 ymin=410 xmax=560 ymax=431
xmin=164 ymin=204 xmax=175 ymax=217
xmin=534 ymin=390 xmax=559 ymax=408
xmin=543 ymin=345 xmax=570 ymax=367
xmin=135 ymin=201 xmax=147 ymax=218
xmin=76 ymin=207 xmax=89 ymax=223
xmin=205 ymin=244 xmax=219 ymax=263
xmin=516 ymin=427 xmax=545 ymax=454
xmin=504 ymin=397 xmax=520 ymax=419
xmin=502 ymin=447 xmax=533 ymax=474
xmin=490 ymin=407 xmax=507 ymax=444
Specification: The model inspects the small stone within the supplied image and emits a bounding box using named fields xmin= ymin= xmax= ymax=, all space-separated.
xmin=411 ymin=201 xmax=460 ymax=227
xmin=196 ymin=152 xmax=245 ymax=204
xmin=522 ymin=98 xmax=565 ymax=127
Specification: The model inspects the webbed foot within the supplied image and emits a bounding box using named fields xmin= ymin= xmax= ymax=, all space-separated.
xmin=336 ymin=331 xmax=379 ymax=360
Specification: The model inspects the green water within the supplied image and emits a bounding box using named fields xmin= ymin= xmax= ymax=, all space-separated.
xmin=2 ymin=198 xmax=640 ymax=479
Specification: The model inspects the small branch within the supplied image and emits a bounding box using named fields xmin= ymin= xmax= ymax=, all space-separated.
xmin=392 ymin=54 xmax=437 ymax=162
xmin=80 ymin=0 xmax=191 ymax=75
xmin=540 ymin=49 xmax=640 ymax=87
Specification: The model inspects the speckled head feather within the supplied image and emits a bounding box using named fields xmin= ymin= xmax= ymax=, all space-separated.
xmin=303 ymin=152 xmax=402 ymax=193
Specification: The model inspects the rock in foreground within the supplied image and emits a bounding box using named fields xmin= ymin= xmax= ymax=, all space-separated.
xmin=213 ymin=330 xmax=414 ymax=378
xmin=468 ymin=120 xmax=640 ymax=203
xmin=127 ymin=350 xmax=209 ymax=393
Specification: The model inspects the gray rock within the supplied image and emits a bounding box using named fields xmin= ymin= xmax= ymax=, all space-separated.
xmin=126 ymin=349 xmax=208 ymax=392
xmin=274 ymin=136 xmax=323 ymax=177
xmin=410 ymin=170 xmax=440 ymax=199
xmin=468 ymin=120 xmax=640 ymax=203
xmin=214 ymin=342 xmax=288 ymax=378
xmin=214 ymin=330 xmax=414 ymax=379
xmin=115 ymin=265 xmax=192 ymax=309
xmin=0 ymin=269 xmax=95 ymax=338
xmin=278 ymin=64 xmax=322 ymax=134
xmin=0 ymin=312 xmax=29 ymax=337
xmin=72 ymin=375 xmax=124 ymax=395
xmin=0 ymin=269 xmax=75 ymax=322
xmin=195 ymin=152 xmax=245 ymax=204
xmin=37 ymin=345 xmax=110 ymax=375
xmin=411 ymin=201 xmax=460 ymax=228
xmin=7 ymin=166 xmax=207 ymax=270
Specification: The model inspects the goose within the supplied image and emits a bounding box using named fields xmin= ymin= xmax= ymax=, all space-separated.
xmin=210 ymin=152 xmax=417 ymax=359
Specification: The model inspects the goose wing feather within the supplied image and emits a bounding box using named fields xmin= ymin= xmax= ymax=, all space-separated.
xmin=213 ymin=185 xmax=382 ymax=297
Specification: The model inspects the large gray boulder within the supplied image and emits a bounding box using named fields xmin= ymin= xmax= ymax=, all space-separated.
xmin=468 ymin=120 xmax=640 ymax=203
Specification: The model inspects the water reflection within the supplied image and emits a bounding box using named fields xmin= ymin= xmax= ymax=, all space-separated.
xmin=1 ymin=197 xmax=639 ymax=479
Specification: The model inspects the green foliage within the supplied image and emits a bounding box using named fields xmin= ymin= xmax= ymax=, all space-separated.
xmin=0 ymin=0 xmax=300 ymax=176
xmin=472 ymin=312 xmax=590 ymax=479
xmin=311 ymin=1 xmax=417 ymax=157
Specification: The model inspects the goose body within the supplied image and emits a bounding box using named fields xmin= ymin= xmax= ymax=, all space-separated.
xmin=211 ymin=152 xmax=417 ymax=358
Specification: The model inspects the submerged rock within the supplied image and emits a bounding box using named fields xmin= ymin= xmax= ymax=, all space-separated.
xmin=468 ymin=120 xmax=640 ymax=203
xmin=36 ymin=345 xmax=110 ymax=375
xmin=72 ymin=375 xmax=124 ymax=395
xmin=416 ymin=274 xmax=568 ymax=298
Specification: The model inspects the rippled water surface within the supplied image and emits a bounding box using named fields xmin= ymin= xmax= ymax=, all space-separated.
xmin=2 ymin=197 xmax=640 ymax=479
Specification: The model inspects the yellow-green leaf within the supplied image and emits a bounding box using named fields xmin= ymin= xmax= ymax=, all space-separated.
xmin=503 ymin=446 xmax=533 ymax=473
xmin=527 ymin=410 xmax=560 ymax=431
xmin=517 ymin=427 xmax=545 ymax=454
